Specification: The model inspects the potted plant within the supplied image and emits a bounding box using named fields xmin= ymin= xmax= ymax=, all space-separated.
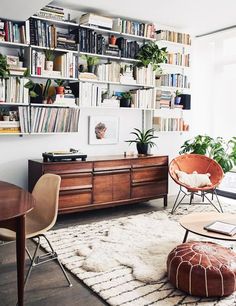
xmin=44 ymin=49 xmax=55 ymax=71
xmin=0 ymin=107 xmax=10 ymax=121
xmin=126 ymin=128 xmax=158 ymax=155
xmin=0 ymin=53 xmax=10 ymax=79
xmin=136 ymin=41 xmax=168 ymax=72
xmin=175 ymin=90 xmax=182 ymax=104
xmin=180 ymin=135 xmax=236 ymax=173
xmin=54 ymin=79 xmax=66 ymax=95
xmin=81 ymin=55 xmax=99 ymax=73
xmin=24 ymin=78 xmax=53 ymax=104
xmin=120 ymin=92 xmax=132 ymax=107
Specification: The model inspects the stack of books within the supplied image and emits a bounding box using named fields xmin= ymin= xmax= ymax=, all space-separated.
xmin=0 ymin=121 xmax=20 ymax=133
xmin=156 ymin=30 xmax=191 ymax=45
xmin=116 ymin=37 xmax=140 ymax=58
xmin=0 ymin=77 xmax=29 ymax=104
xmin=130 ymin=88 xmax=155 ymax=108
xmin=153 ymin=117 xmax=185 ymax=131
xmin=79 ymin=82 xmax=107 ymax=107
xmin=104 ymin=44 xmax=120 ymax=57
xmin=134 ymin=64 xmax=155 ymax=86
xmin=53 ymin=94 xmax=76 ymax=106
xmin=79 ymin=13 xmax=113 ymax=29
xmin=57 ymin=32 xmax=77 ymax=50
xmin=34 ymin=5 xmax=65 ymax=21
xmin=78 ymin=28 xmax=106 ymax=54
xmin=96 ymin=62 xmax=120 ymax=82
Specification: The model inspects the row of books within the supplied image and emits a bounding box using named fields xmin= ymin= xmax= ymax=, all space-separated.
xmin=156 ymin=30 xmax=191 ymax=45
xmin=130 ymin=88 xmax=155 ymax=109
xmin=0 ymin=20 xmax=28 ymax=44
xmin=160 ymin=74 xmax=190 ymax=89
xmin=31 ymin=50 xmax=78 ymax=78
xmin=153 ymin=117 xmax=189 ymax=131
xmin=134 ymin=64 xmax=155 ymax=86
xmin=18 ymin=106 xmax=30 ymax=133
xmin=78 ymin=28 xmax=140 ymax=59
xmin=112 ymin=18 xmax=156 ymax=38
xmin=79 ymin=82 xmax=106 ymax=107
xmin=30 ymin=107 xmax=80 ymax=133
xmin=96 ymin=62 xmax=120 ymax=82
xmin=0 ymin=78 xmax=29 ymax=104
xmin=29 ymin=18 xmax=77 ymax=50
xmin=167 ymin=53 xmax=190 ymax=67
xmin=34 ymin=5 xmax=65 ymax=21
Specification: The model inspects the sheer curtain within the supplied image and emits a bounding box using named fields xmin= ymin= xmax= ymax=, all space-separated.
xmin=194 ymin=28 xmax=236 ymax=139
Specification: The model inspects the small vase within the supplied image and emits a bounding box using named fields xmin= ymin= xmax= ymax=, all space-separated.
xmin=3 ymin=115 xmax=10 ymax=121
xmin=120 ymin=98 xmax=131 ymax=107
xmin=109 ymin=35 xmax=117 ymax=45
xmin=56 ymin=86 xmax=64 ymax=95
xmin=88 ymin=65 xmax=95 ymax=73
xmin=136 ymin=143 xmax=148 ymax=155
xmin=46 ymin=61 xmax=53 ymax=71
xmin=175 ymin=97 xmax=181 ymax=105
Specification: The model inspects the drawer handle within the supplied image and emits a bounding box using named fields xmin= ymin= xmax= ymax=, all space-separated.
xmin=94 ymin=169 xmax=130 ymax=175
xmin=60 ymin=173 xmax=92 ymax=178
xmin=60 ymin=188 xmax=92 ymax=195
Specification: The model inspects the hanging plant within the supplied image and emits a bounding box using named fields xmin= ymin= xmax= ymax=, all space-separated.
xmin=136 ymin=41 xmax=168 ymax=71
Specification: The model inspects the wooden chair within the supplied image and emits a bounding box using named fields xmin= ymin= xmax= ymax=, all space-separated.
xmin=0 ymin=174 xmax=72 ymax=287
xmin=169 ymin=154 xmax=224 ymax=213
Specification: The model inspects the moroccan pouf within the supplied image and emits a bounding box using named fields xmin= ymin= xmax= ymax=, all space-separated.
xmin=167 ymin=241 xmax=236 ymax=297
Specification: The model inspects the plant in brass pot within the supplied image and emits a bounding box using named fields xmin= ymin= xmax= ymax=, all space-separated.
xmin=126 ymin=128 xmax=158 ymax=155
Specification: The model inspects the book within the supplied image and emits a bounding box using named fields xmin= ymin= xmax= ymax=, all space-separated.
xmin=204 ymin=221 xmax=236 ymax=236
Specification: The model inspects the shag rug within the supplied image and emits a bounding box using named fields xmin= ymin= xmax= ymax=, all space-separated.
xmin=42 ymin=203 xmax=236 ymax=306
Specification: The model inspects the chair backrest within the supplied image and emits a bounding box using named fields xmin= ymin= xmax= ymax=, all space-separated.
xmin=29 ymin=173 xmax=61 ymax=230
xmin=169 ymin=154 xmax=224 ymax=188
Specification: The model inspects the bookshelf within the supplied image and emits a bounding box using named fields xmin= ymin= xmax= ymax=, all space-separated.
xmin=0 ymin=6 xmax=191 ymax=135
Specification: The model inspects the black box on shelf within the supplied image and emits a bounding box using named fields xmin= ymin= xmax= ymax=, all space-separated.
xmin=179 ymin=94 xmax=191 ymax=110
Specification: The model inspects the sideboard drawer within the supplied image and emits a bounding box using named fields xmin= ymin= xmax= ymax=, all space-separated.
xmin=43 ymin=162 xmax=93 ymax=174
xmin=132 ymin=166 xmax=168 ymax=184
xmin=59 ymin=189 xmax=92 ymax=210
xmin=131 ymin=156 xmax=168 ymax=168
xmin=131 ymin=181 xmax=168 ymax=199
xmin=60 ymin=173 xmax=92 ymax=190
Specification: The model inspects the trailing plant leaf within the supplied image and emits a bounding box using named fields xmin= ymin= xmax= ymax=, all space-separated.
xmin=0 ymin=53 xmax=10 ymax=79
xmin=136 ymin=42 xmax=168 ymax=71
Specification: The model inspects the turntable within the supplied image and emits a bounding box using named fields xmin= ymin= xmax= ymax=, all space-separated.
xmin=42 ymin=148 xmax=87 ymax=162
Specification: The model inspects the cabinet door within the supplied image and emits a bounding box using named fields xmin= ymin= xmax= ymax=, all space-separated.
xmin=93 ymin=173 xmax=113 ymax=204
xmin=93 ymin=170 xmax=131 ymax=204
xmin=112 ymin=171 xmax=130 ymax=201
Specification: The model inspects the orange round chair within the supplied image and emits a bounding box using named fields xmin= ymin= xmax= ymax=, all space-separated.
xmin=169 ymin=154 xmax=224 ymax=213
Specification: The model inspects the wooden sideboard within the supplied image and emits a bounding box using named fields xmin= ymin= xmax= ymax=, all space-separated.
xmin=28 ymin=155 xmax=168 ymax=214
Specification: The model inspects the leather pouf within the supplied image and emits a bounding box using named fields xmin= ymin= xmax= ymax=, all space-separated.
xmin=167 ymin=241 xmax=236 ymax=297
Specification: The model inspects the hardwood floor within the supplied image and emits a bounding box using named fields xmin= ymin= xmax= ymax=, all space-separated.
xmin=0 ymin=198 xmax=166 ymax=306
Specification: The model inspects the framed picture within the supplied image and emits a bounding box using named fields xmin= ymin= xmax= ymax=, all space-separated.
xmin=6 ymin=55 xmax=19 ymax=68
xmin=89 ymin=116 xmax=119 ymax=144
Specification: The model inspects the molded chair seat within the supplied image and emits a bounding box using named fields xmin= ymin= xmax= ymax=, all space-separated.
xmin=0 ymin=174 xmax=72 ymax=287
xmin=169 ymin=154 xmax=224 ymax=213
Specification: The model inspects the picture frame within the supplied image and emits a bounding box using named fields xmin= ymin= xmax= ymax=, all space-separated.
xmin=6 ymin=55 xmax=19 ymax=68
xmin=89 ymin=116 xmax=119 ymax=144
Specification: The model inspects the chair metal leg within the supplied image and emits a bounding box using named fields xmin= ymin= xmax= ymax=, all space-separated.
xmin=171 ymin=187 xmax=187 ymax=214
xmin=213 ymin=189 xmax=223 ymax=213
xmin=25 ymin=235 xmax=72 ymax=288
xmin=42 ymin=234 xmax=72 ymax=287
xmin=24 ymin=237 xmax=41 ymax=286
xmin=190 ymin=193 xmax=194 ymax=205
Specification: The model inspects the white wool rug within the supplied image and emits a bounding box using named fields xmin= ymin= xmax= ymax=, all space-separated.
xmin=42 ymin=203 xmax=236 ymax=306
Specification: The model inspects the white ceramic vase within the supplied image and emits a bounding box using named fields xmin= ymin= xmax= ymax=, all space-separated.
xmin=45 ymin=61 xmax=53 ymax=71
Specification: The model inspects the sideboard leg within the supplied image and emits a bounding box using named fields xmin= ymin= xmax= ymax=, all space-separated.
xmin=164 ymin=195 xmax=168 ymax=208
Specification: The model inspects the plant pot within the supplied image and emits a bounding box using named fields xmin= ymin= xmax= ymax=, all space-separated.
xmin=136 ymin=143 xmax=148 ymax=155
xmin=56 ymin=86 xmax=64 ymax=95
xmin=88 ymin=65 xmax=95 ymax=73
xmin=109 ymin=35 xmax=117 ymax=45
xmin=120 ymin=98 xmax=131 ymax=107
xmin=45 ymin=61 xmax=53 ymax=71
xmin=3 ymin=115 xmax=10 ymax=121
xmin=175 ymin=97 xmax=181 ymax=105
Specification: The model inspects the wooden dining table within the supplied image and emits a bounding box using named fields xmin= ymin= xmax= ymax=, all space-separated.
xmin=0 ymin=181 xmax=34 ymax=306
